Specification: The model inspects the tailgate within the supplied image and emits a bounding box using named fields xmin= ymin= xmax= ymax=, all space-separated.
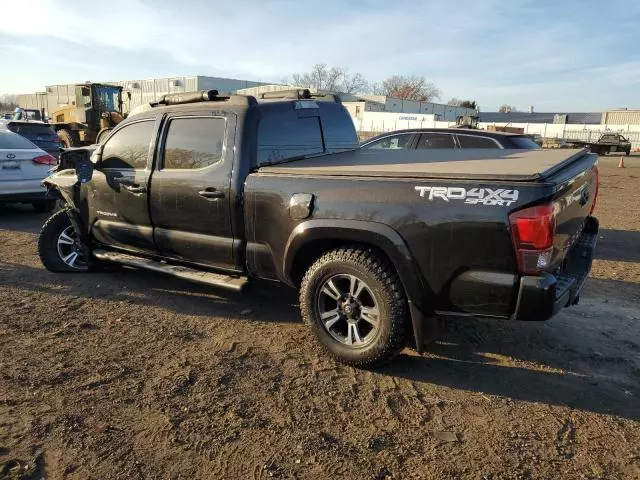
xmin=550 ymin=152 xmax=599 ymax=266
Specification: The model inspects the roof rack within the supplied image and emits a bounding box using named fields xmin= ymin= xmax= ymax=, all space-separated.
xmin=258 ymin=89 xmax=341 ymax=104
xmin=149 ymin=90 xmax=257 ymax=107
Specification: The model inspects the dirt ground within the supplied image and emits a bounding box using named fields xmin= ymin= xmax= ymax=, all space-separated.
xmin=1 ymin=155 xmax=639 ymax=480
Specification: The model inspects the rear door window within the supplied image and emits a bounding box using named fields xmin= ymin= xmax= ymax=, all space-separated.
xmin=257 ymin=115 xmax=323 ymax=165
xmin=162 ymin=117 xmax=225 ymax=170
xmin=457 ymin=135 xmax=501 ymax=148
xmin=416 ymin=133 xmax=456 ymax=149
xmin=364 ymin=133 xmax=413 ymax=150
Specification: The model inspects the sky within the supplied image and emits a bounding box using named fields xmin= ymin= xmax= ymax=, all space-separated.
xmin=1 ymin=0 xmax=639 ymax=112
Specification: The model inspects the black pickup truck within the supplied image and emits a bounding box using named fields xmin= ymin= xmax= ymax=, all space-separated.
xmin=567 ymin=133 xmax=631 ymax=156
xmin=38 ymin=89 xmax=599 ymax=367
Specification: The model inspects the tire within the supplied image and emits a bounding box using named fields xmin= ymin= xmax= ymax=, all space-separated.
xmin=32 ymin=199 xmax=56 ymax=213
xmin=300 ymin=247 xmax=408 ymax=368
xmin=626 ymin=149 xmax=631 ymax=156
xmin=95 ymin=128 xmax=112 ymax=145
xmin=38 ymin=210 xmax=89 ymax=272
xmin=57 ymin=128 xmax=80 ymax=148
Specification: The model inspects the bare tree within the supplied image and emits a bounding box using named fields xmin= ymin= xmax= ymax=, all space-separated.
xmin=290 ymin=64 xmax=368 ymax=93
xmin=449 ymin=98 xmax=477 ymax=109
xmin=498 ymin=104 xmax=518 ymax=113
xmin=378 ymin=75 xmax=441 ymax=102
xmin=0 ymin=93 xmax=19 ymax=112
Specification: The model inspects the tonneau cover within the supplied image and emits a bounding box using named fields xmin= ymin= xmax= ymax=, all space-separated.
xmin=259 ymin=148 xmax=590 ymax=182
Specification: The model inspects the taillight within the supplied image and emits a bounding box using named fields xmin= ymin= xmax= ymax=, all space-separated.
xmin=509 ymin=203 xmax=556 ymax=275
xmin=590 ymin=165 xmax=599 ymax=215
xmin=32 ymin=154 xmax=57 ymax=165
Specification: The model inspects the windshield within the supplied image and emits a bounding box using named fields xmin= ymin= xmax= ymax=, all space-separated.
xmin=510 ymin=136 xmax=541 ymax=149
xmin=12 ymin=109 xmax=42 ymax=121
xmin=95 ymin=85 xmax=121 ymax=113
xmin=0 ymin=132 xmax=38 ymax=149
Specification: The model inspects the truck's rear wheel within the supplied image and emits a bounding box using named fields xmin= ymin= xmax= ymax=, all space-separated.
xmin=300 ymin=247 xmax=408 ymax=368
xmin=38 ymin=210 xmax=88 ymax=272
xmin=57 ymin=128 xmax=80 ymax=148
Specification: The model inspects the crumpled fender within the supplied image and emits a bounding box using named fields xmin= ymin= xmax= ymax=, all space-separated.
xmin=41 ymin=169 xmax=78 ymax=206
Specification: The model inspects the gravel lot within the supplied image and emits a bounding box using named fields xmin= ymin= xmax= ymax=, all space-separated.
xmin=1 ymin=155 xmax=639 ymax=480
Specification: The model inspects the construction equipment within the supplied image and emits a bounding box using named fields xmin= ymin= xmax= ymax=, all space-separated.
xmin=50 ymin=83 xmax=125 ymax=147
xmin=454 ymin=114 xmax=480 ymax=129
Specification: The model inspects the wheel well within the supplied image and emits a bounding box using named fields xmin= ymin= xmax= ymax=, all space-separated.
xmin=289 ymin=239 xmax=390 ymax=287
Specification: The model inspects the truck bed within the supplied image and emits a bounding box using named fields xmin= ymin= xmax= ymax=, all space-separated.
xmin=259 ymin=148 xmax=590 ymax=182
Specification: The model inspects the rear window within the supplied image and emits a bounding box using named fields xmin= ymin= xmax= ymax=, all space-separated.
xmin=257 ymin=115 xmax=324 ymax=165
xmin=510 ymin=136 xmax=541 ymax=149
xmin=7 ymin=123 xmax=56 ymax=137
xmin=0 ymin=132 xmax=37 ymax=149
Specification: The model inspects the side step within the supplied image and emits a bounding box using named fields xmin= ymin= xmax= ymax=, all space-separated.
xmin=93 ymin=249 xmax=248 ymax=291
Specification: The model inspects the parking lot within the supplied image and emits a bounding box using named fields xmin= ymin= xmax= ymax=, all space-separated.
xmin=1 ymin=155 xmax=638 ymax=479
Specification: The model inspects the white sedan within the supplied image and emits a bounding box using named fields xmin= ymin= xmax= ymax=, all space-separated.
xmin=0 ymin=129 xmax=58 ymax=212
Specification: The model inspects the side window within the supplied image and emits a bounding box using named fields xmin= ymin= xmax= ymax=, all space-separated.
xmin=365 ymin=134 xmax=413 ymax=150
xmin=163 ymin=117 xmax=225 ymax=170
xmin=417 ymin=133 xmax=455 ymax=149
xmin=257 ymin=115 xmax=323 ymax=165
xmin=457 ymin=135 xmax=500 ymax=148
xmin=101 ymin=121 xmax=155 ymax=169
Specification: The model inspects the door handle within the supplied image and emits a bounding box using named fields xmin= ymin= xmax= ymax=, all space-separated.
xmin=198 ymin=188 xmax=224 ymax=199
xmin=124 ymin=184 xmax=147 ymax=194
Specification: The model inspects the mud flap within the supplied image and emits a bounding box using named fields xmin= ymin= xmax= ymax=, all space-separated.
xmin=409 ymin=302 xmax=437 ymax=353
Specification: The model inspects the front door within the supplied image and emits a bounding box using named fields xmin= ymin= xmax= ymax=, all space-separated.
xmin=88 ymin=119 xmax=158 ymax=253
xmin=148 ymin=113 xmax=236 ymax=270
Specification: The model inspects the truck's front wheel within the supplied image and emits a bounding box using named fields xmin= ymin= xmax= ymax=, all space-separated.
xmin=38 ymin=210 xmax=89 ymax=272
xmin=300 ymin=247 xmax=408 ymax=367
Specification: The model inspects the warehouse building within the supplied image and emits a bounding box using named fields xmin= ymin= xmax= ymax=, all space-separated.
xmin=601 ymin=109 xmax=640 ymax=125
xmin=19 ymin=75 xmax=269 ymax=115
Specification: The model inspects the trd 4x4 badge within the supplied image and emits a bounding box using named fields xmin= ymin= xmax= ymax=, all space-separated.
xmin=415 ymin=186 xmax=519 ymax=206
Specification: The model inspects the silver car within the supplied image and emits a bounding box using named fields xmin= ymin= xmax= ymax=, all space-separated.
xmin=0 ymin=129 xmax=57 ymax=212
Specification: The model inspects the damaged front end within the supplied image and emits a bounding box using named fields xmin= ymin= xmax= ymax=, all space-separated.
xmin=42 ymin=147 xmax=96 ymax=248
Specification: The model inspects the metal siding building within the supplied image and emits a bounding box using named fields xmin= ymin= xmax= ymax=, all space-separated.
xmin=21 ymin=76 xmax=268 ymax=115
xmin=602 ymin=110 xmax=640 ymax=125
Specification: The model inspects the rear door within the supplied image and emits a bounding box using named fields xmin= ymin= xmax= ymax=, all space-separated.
xmin=88 ymin=119 xmax=158 ymax=253
xmin=416 ymin=132 xmax=456 ymax=149
xmin=149 ymin=113 xmax=237 ymax=270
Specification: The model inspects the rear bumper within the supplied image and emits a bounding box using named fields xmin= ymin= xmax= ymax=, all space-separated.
xmin=513 ymin=216 xmax=599 ymax=321
xmin=0 ymin=181 xmax=52 ymax=203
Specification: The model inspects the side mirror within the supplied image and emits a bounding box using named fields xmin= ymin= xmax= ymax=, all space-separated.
xmin=76 ymin=159 xmax=94 ymax=184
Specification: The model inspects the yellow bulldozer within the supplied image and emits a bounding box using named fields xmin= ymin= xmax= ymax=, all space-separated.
xmin=50 ymin=83 xmax=126 ymax=147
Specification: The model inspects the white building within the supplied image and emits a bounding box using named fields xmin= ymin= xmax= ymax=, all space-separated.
xmin=20 ymin=75 xmax=269 ymax=115
xmin=341 ymin=94 xmax=476 ymax=122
